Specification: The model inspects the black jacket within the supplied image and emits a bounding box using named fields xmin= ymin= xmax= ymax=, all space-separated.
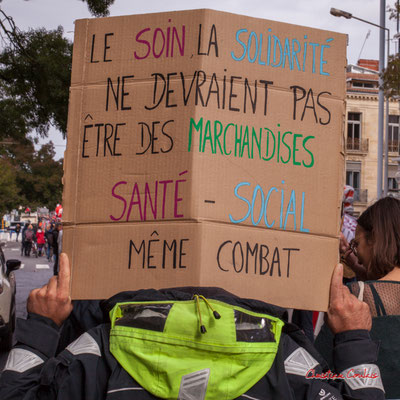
xmin=44 ymin=229 xmax=54 ymax=246
xmin=51 ymin=230 xmax=58 ymax=251
xmin=0 ymin=288 xmax=385 ymax=400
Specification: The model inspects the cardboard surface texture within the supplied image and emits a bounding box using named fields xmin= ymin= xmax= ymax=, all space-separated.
xmin=63 ymin=9 xmax=347 ymax=310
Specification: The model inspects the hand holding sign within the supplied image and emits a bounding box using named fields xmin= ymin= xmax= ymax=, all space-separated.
xmin=27 ymin=253 xmax=73 ymax=327
xmin=326 ymin=264 xmax=371 ymax=334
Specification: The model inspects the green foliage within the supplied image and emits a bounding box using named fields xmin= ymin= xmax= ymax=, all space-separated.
xmin=383 ymin=2 xmax=400 ymax=98
xmin=0 ymin=98 xmax=30 ymax=142
xmin=388 ymin=2 xmax=400 ymax=20
xmin=0 ymin=0 xmax=114 ymax=215
xmin=382 ymin=55 xmax=400 ymax=98
xmin=19 ymin=143 xmax=63 ymax=211
xmin=0 ymin=159 xmax=22 ymax=216
xmin=0 ymin=0 xmax=115 ymax=16
xmin=0 ymin=23 xmax=72 ymax=138
xmin=0 ymin=0 xmax=115 ymax=142
xmin=83 ymin=0 xmax=116 ymax=17
xmin=0 ymin=141 xmax=63 ymax=213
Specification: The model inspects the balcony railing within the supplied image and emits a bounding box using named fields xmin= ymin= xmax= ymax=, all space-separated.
xmin=388 ymin=141 xmax=400 ymax=154
xmin=346 ymin=138 xmax=369 ymax=153
xmin=354 ymin=188 xmax=368 ymax=203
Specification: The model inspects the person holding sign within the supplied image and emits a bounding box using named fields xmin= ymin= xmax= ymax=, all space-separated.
xmin=0 ymin=254 xmax=384 ymax=399
xmin=317 ymin=196 xmax=400 ymax=398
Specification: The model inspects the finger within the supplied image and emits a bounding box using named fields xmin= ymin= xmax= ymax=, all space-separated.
xmin=342 ymin=284 xmax=351 ymax=295
xmin=57 ymin=253 xmax=71 ymax=295
xmin=343 ymin=248 xmax=352 ymax=258
xmin=38 ymin=284 xmax=48 ymax=296
xmin=28 ymin=288 xmax=40 ymax=300
xmin=46 ymin=276 xmax=58 ymax=294
xmin=342 ymin=286 xmax=365 ymax=308
xmin=329 ymin=264 xmax=344 ymax=304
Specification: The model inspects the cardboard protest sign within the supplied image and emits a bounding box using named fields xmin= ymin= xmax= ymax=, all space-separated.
xmin=63 ymin=9 xmax=346 ymax=310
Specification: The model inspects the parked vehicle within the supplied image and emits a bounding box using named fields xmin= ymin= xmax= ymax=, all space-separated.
xmin=0 ymin=242 xmax=21 ymax=350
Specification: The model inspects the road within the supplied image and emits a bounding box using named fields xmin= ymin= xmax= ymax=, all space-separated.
xmin=0 ymin=239 xmax=53 ymax=370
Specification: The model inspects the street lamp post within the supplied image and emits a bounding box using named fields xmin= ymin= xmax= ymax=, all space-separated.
xmin=331 ymin=3 xmax=389 ymax=199
xmin=382 ymin=28 xmax=392 ymax=197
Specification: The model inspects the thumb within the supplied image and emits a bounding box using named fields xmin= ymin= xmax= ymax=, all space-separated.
xmin=329 ymin=264 xmax=344 ymax=304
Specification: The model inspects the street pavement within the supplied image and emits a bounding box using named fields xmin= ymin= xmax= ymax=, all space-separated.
xmin=0 ymin=239 xmax=53 ymax=371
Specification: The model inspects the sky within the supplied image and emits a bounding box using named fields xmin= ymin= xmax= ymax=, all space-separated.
xmin=1 ymin=0 xmax=399 ymax=159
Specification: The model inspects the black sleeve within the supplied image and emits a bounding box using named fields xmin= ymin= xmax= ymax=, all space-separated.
xmin=0 ymin=315 xmax=61 ymax=399
xmin=0 ymin=315 xmax=109 ymax=400
xmin=56 ymin=300 xmax=104 ymax=352
xmin=53 ymin=231 xmax=58 ymax=247
xmin=331 ymin=330 xmax=385 ymax=397
xmin=283 ymin=329 xmax=385 ymax=399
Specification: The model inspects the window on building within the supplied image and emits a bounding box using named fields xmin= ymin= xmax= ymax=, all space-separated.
xmin=388 ymin=177 xmax=399 ymax=191
xmin=346 ymin=170 xmax=360 ymax=189
xmin=346 ymin=161 xmax=362 ymax=201
xmin=347 ymin=113 xmax=362 ymax=150
xmin=388 ymin=115 xmax=400 ymax=153
xmin=388 ymin=165 xmax=399 ymax=193
xmin=352 ymin=81 xmax=375 ymax=88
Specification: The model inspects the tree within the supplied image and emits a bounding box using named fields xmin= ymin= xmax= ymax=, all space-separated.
xmin=382 ymin=3 xmax=400 ymax=98
xmin=0 ymin=0 xmax=115 ymax=17
xmin=382 ymin=56 xmax=400 ymax=98
xmin=83 ymin=0 xmax=116 ymax=17
xmin=19 ymin=143 xmax=64 ymax=210
xmin=0 ymin=1 xmax=112 ymax=214
xmin=0 ymin=11 xmax=72 ymax=139
xmin=0 ymin=158 xmax=22 ymax=216
xmin=0 ymin=0 xmax=115 ymax=143
xmin=1 ymin=141 xmax=63 ymax=212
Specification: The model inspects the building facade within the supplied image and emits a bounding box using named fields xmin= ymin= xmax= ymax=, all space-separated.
xmin=345 ymin=59 xmax=400 ymax=216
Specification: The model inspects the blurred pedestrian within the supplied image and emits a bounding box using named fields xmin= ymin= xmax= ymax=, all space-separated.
xmin=24 ymin=224 xmax=34 ymax=257
xmin=36 ymin=227 xmax=45 ymax=257
xmin=15 ymin=223 xmax=21 ymax=242
xmin=8 ymin=226 xmax=14 ymax=241
xmin=21 ymin=223 xmax=29 ymax=256
xmin=45 ymin=223 xmax=54 ymax=261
